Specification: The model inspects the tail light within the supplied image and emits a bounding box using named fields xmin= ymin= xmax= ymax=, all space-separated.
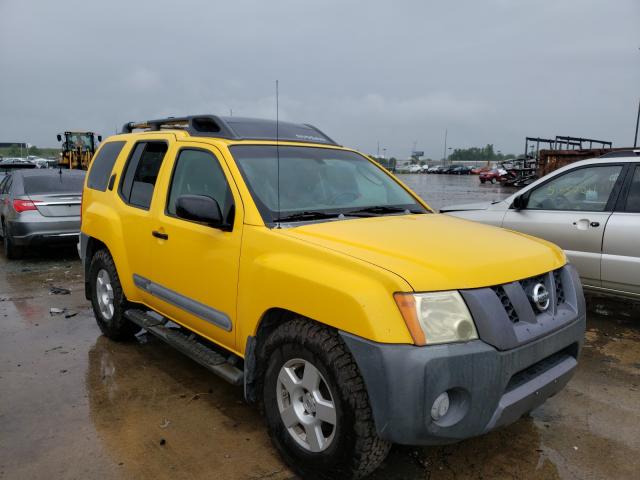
xmin=13 ymin=199 xmax=41 ymax=213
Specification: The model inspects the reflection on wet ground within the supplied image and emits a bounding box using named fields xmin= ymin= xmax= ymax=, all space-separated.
xmin=1 ymin=177 xmax=639 ymax=479
xmin=395 ymin=173 xmax=513 ymax=210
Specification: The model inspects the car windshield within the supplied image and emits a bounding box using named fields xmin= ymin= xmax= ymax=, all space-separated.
xmin=230 ymin=145 xmax=427 ymax=224
xmin=23 ymin=173 xmax=85 ymax=195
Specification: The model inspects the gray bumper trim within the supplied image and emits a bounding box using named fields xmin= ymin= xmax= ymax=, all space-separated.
xmin=340 ymin=313 xmax=585 ymax=446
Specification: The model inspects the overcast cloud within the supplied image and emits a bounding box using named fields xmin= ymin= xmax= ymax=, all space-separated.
xmin=1 ymin=0 xmax=638 ymax=159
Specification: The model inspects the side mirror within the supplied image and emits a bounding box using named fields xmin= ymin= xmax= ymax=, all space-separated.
xmin=97 ymin=135 xmax=102 ymax=142
xmin=512 ymin=193 xmax=529 ymax=210
xmin=175 ymin=194 xmax=225 ymax=228
xmin=56 ymin=134 xmax=62 ymax=142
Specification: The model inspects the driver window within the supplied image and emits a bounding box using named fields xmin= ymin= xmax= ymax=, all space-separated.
xmin=166 ymin=149 xmax=234 ymax=224
xmin=527 ymin=165 xmax=622 ymax=212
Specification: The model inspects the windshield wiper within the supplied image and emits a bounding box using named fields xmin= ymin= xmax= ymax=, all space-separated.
xmin=345 ymin=206 xmax=419 ymax=217
xmin=276 ymin=211 xmax=343 ymax=223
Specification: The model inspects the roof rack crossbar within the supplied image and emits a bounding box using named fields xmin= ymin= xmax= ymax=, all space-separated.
xmin=119 ymin=115 xmax=339 ymax=146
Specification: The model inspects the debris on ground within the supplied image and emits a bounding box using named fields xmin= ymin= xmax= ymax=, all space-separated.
xmin=159 ymin=438 xmax=166 ymax=446
xmin=49 ymin=307 xmax=66 ymax=316
xmin=50 ymin=286 xmax=71 ymax=295
xmin=160 ymin=419 xmax=170 ymax=429
xmin=64 ymin=312 xmax=78 ymax=318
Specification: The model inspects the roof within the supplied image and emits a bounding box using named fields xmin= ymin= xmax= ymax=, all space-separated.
xmin=121 ymin=115 xmax=339 ymax=146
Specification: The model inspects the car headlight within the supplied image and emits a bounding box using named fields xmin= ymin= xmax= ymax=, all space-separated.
xmin=394 ymin=291 xmax=478 ymax=346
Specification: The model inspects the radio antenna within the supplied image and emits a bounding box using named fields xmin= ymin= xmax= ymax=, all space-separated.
xmin=275 ymin=79 xmax=281 ymax=228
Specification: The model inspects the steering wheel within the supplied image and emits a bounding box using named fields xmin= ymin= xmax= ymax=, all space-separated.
xmin=329 ymin=191 xmax=359 ymax=205
xmin=553 ymin=195 xmax=572 ymax=210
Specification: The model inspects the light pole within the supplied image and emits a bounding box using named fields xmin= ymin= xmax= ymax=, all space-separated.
xmin=442 ymin=128 xmax=448 ymax=166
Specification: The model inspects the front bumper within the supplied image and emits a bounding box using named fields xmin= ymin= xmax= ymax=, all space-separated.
xmin=340 ymin=310 xmax=585 ymax=446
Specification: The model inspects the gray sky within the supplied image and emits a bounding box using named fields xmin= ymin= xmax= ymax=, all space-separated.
xmin=1 ymin=0 xmax=638 ymax=159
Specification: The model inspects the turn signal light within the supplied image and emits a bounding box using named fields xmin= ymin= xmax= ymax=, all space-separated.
xmin=13 ymin=199 xmax=40 ymax=213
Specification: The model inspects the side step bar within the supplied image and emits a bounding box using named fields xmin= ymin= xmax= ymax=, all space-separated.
xmin=125 ymin=309 xmax=244 ymax=386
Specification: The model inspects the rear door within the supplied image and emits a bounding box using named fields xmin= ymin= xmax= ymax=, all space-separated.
xmin=116 ymin=138 xmax=171 ymax=305
xmin=502 ymin=163 xmax=626 ymax=287
xmin=601 ymin=163 xmax=640 ymax=295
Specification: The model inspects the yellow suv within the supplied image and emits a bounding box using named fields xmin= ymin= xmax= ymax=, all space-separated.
xmin=80 ymin=115 xmax=585 ymax=479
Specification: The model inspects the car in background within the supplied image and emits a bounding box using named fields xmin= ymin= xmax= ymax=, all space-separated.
xmin=441 ymin=155 xmax=640 ymax=300
xmin=451 ymin=166 xmax=472 ymax=175
xmin=471 ymin=166 xmax=491 ymax=175
xmin=479 ymin=168 xmax=507 ymax=184
xmin=0 ymin=169 xmax=85 ymax=258
xmin=427 ymin=165 xmax=442 ymax=173
xmin=441 ymin=164 xmax=462 ymax=174
xmin=1 ymin=159 xmax=37 ymax=177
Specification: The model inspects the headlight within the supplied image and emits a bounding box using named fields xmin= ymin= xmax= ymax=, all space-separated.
xmin=394 ymin=291 xmax=478 ymax=346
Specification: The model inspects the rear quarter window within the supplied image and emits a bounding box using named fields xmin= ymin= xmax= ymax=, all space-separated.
xmin=24 ymin=173 xmax=86 ymax=195
xmin=88 ymin=141 xmax=126 ymax=191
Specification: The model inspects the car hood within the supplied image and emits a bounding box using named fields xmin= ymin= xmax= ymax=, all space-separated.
xmin=283 ymin=214 xmax=565 ymax=292
xmin=439 ymin=201 xmax=492 ymax=213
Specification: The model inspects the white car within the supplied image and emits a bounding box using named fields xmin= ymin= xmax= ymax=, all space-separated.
xmin=441 ymin=153 xmax=640 ymax=300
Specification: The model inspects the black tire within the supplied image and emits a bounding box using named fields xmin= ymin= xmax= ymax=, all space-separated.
xmin=88 ymin=249 xmax=139 ymax=341
xmin=480 ymin=179 xmax=486 ymax=184
xmin=261 ymin=318 xmax=390 ymax=480
xmin=491 ymin=177 xmax=498 ymax=184
xmin=2 ymin=222 xmax=22 ymax=259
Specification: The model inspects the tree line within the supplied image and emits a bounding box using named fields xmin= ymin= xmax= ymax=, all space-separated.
xmin=447 ymin=144 xmax=515 ymax=162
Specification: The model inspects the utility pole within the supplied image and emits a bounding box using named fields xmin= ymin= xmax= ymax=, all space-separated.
xmin=377 ymin=141 xmax=380 ymax=157
xmin=443 ymin=128 xmax=448 ymax=166
xmin=634 ymin=98 xmax=640 ymax=148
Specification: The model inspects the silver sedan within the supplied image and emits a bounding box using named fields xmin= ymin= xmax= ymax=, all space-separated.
xmin=441 ymin=153 xmax=640 ymax=300
xmin=0 ymin=169 xmax=84 ymax=259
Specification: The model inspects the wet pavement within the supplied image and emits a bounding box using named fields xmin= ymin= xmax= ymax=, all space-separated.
xmin=1 ymin=175 xmax=639 ymax=480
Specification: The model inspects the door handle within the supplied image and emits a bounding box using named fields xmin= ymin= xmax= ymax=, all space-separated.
xmin=152 ymin=230 xmax=168 ymax=240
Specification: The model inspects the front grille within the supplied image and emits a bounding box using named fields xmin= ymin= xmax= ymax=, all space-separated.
xmin=554 ymin=269 xmax=565 ymax=305
xmin=492 ymin=286 xmax=519 ymax=323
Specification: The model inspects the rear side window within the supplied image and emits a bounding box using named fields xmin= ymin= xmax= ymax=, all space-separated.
xmin=624 ymin=166 xmax=640 ymax=213
xmin=24 ymin=173 xmax=86 ymax=195
xmin=87 ymin=141 xmax=125 ymax=191
xmin=120 ymin=142 xmax=168 ymax=209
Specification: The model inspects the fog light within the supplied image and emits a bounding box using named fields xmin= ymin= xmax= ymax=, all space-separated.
xmin=430 ymin=392 xmax=450 ymax=421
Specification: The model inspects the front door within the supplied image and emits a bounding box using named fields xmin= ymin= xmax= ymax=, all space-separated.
xmin=601 ymin=164 xmax=640 ymax=294
xmin=502 ymin=164 xmax=625 ymax=287
xmin=148 ymin=144 xmax=243 ymax=351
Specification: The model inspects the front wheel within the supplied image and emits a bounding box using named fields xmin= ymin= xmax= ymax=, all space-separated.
xmin=491 ymin=177 xmax=498 ymax=184
xmin=89 ymin=249 xmax=139 ymax=341
xmin=262 ymin=319 xmax=390 ymax=479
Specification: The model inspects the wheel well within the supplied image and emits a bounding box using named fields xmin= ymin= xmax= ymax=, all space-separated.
xmin=244 ymin=307 xmax=305 ymax=403
xmin=83 ymin=237 xmax=109 ymax=299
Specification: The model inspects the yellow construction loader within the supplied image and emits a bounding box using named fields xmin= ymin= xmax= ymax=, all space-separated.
xmin=56 ymin=131 xmax=102 ymax=169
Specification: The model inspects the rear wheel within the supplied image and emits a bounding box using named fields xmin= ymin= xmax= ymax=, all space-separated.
xmin=262 ymin=318 xmax=390 ymax=479
xmin=491 ymin=177 xmax=498 ymax=184
xmin=2 ymin=222 xmax=22 ymax=259
xmin=89 ymin=249 xmax=139 ymax=341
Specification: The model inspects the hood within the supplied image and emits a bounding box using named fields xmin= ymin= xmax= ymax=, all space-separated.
xmin=283 ymin=214 xmax=565 ymax=292
xmin=439 ymin=201 xmax=492 ymax=213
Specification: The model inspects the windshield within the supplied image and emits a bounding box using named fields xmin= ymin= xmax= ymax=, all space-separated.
xmin=231 ymin=145 xmax=427 ymax=224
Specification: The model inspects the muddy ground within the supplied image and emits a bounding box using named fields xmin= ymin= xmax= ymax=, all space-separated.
xmin=1 ymin=175 xmax=639 ymax=479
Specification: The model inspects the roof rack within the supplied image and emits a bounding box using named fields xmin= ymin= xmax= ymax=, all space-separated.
xmin=121 ymin=115 xmax=339 ymax=146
